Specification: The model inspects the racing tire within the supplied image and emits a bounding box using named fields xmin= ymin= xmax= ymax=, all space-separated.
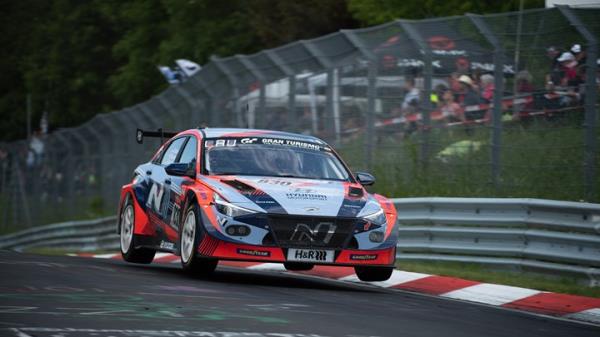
xmin=120 ymin=195 xmax=156 ymax=264
xmin=283 ymin=262 xmax=314 ymax=271
xmin=180 ymin=202 xmax=218 ymax=276
xmin=354 ymin=266 xmax=394 ymax=282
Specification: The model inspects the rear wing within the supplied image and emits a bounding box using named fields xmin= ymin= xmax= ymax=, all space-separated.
xmin=136 ymin=128 xmax=179 ymax=144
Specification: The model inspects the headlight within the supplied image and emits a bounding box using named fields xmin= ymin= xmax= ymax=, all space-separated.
xmin=362 ymin=208 xmax=386 ymax=225
xmin=213 ymin=194 xmax=257 ymax=218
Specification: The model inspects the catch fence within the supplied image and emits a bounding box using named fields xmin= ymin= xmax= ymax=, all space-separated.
xmin=0 ymin=6 xmax=598 ymax=230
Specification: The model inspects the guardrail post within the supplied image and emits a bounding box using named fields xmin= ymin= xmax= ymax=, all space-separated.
xmin=400 ymin=20 xmax=433 ymax=171
xmin=467 ymin=14 xmax=505 ymax=193
xmin=558 ymin=6 xmax=598 ymax=202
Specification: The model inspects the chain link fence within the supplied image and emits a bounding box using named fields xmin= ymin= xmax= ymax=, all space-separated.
xmin=1 ymin=6 xmax=598 ymax=231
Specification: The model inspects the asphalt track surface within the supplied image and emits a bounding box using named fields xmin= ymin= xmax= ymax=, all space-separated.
xmin=1 ymin=251 xmax=599 ymax=337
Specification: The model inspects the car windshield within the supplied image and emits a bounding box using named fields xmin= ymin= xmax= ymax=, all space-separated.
xmin=204 ymin=137 xmax=350 ymax=181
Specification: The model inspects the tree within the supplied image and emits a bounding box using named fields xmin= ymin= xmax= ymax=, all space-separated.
xmin=347 ymin=0 xmax=544 ymax=26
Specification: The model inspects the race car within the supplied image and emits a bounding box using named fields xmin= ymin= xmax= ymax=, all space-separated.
xmin=117 ymin=128 xmax=398 ymax=281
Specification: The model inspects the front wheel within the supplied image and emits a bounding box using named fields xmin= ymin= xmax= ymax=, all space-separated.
xmin=120 ymin=196 xmax=155 ymax=264
xmin=354 ymin=266 xmax=394 ymax=282
xmin=180 ymin=203 xmax=218 ymax=276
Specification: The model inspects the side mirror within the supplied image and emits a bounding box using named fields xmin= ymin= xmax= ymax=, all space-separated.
xmin=355 ymin=172 xmax=375 ymax=186
xmin=165 ymin=162 xmax=195 ymax=178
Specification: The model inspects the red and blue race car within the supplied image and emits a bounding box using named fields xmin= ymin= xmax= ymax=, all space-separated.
xmin=118 ymin=128 xmax=398 ymax=281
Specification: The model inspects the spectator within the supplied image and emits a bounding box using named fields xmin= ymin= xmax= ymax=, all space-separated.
xmin=480 ymin=74 xmax=495 ymax=102
xmin=557 ymin=52 xmax=578 ymax=87
xmin=458 ymin=75 xmax=484 ymax=120
xmin=29 ymin=130 xmax=45 ymax=166
xmin=431 ymin=84 xmax=448 ymax=108
xmin=516 ymin=70 xmax=534 ymax=94
xmin=449 ymin=72 xmax=462 ymax=95
xmin=516 ymin=70 xmax=535 ymax=112
xmin=547 ymin=46 xmax=562 ymax=85
xmin=440 ymin=90 xmax=464 ymax=122
xmin=571 ymin=44 xmax=586 ymax=65
xmin=458 ymin=75 xmax=481 ymax=106
xmin=401 ymin=77 xmax=420 ymax=112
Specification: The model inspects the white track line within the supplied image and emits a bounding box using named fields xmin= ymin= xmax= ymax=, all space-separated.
xmin=441 ymin=283 xmax=541 ymax=306
xmin=566 ymin=308 xmax=600 ymax=325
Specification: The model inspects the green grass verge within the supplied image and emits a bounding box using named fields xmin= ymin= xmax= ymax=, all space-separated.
xmin=396 ymin=260 xmax=600 ymax=298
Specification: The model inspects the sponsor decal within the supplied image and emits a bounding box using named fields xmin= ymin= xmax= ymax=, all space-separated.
xmin=285 ymin=192 xmax=327 ymax=200
xmin=350 ymin=254 xmax=378 ymax=261
xmin=169 ymin=203 xmax=181 ymax=230
xmin=290 ymin=223 xmax=336 ymax=244
xmin=205 ymin=137 xmax=326 ymax=151
xmin=294 ymin=249 xmax=328 ymax=261
xmin=257 ymin=178 xmax=292 ymax=186
xmin=146 ymin=182 xmax=166 ymax=215
xmin=260 ymin=138 xmax=322 ymax=151
xmin=428 ymin=35 xmax=456 ymax=50
xmin=204 ymin=139 xmax=237 ymax=147
xmin=159 ymin=240 xmax=175 ymax=250
xmin=241 ymin=137 xmax=258 ymax=144
xmin=237 ymin=248 xmax=271 ymax=257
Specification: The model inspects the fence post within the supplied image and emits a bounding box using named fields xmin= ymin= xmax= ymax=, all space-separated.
xmin=173 ymin=84 xmax=200 ymax=127
xmin=302 ymin=40 xmax=334 ymax=137
xmin=340 ymin=30 xmax=378 ymax=171
xmin=263 ymin=50 xmax=297 ymax=132
xmin=237 ymin=55 xmax=270 ymax=129
xmin=558 ymin=6 xmax=598 ymax=202
xmin=366 ymin=61 xmax=377 ymax=172
xmin=212 ymin=57 xmax=243 ymax=128
xmin=194 ymin=75 xmax=220 ymax=127
xmin=467 ymin=14 xmax=505 ymax=193
xmin=400 ymin=20 xmax=432 ymax=171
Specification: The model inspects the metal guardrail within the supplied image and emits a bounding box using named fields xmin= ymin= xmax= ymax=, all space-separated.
xmin=1 ymin=198 xmax=599 ymax=284
xmin=0 ymin=216 xmax=117 ymax=252
xmin=392 ymin=198 xmax=600 ymax=285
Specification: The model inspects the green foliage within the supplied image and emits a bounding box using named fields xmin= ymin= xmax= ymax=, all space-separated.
xmin=1 ymin=0 xmax=546 ymax=142
xmin=347 ymin=0 xmax=545 ymax=26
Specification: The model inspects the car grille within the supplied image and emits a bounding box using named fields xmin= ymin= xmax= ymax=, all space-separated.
xmin=267 ymin=215 xmax=356 ymax=249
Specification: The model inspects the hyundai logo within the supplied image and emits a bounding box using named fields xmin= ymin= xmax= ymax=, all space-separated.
xmin=290 ymin=222 xmax=336 ymax=244
xmin=303 ymin=207 xmax=319 ymax=212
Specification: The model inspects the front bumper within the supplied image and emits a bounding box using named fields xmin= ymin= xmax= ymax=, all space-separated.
xmin=196 ymin=233 xmax=396 ymax=267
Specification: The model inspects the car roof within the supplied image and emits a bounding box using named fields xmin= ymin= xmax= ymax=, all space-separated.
xmin=199 ymin=128 xmax=326 ymax=144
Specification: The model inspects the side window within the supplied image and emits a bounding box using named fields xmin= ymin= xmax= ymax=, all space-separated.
xmin=160 ymin=137 xmax=186 ymax=166
xmin=178 ymin=137 xmax=197 ymax=165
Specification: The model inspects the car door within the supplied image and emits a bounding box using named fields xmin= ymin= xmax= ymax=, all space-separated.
xmin=146 ymin=136 xmax=187 ymax=243
xmin=164 ymin=135 xmax=198 ymax=239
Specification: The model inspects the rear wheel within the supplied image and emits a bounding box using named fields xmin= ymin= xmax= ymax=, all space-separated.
xmin=120 ymin=196 xmax=155 ymax=264
xmin=180 ymin=203 xmax=218 ymax=276
xmin=283 ymin=262 xmax=314 ymax=271
xmin=354 ymin=266 xmax=393 ymax=282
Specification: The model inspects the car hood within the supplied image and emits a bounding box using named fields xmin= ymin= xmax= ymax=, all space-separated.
xmin=201 ymin=175 xmax=374 ymax=217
